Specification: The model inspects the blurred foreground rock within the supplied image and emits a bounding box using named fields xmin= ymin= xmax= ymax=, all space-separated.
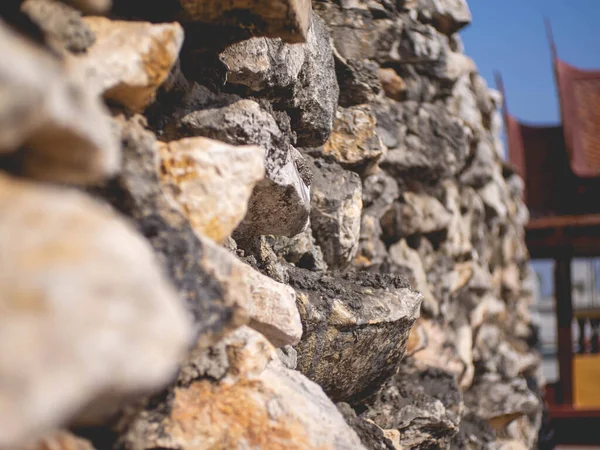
xmin=0 ymin=173 xmax=191 ymax=448
xmin=117 ymin=327 xmax=367 ymax=450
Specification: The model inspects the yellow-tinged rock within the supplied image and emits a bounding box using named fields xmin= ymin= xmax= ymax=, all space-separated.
xmin=0 ymin=173 xmax=192 ymax=448
xmin=118 ymin=327 xmax=366 ymax=450
xmin=194 ymin=233 xmax=303 ymax=348
xmin=78 ymin=17 xmax=184 ymax=112
xmin=159 ymin=137 xmax=265 ymax=244
xmin=179 ymin=0 xmax=312 ymax=43
xmin=381 ymin=428 xmax=403 ymax=450
xmin=378 ymin=68 xmax=406 ymax=101
xmin=323 ymin=105 xmax=386 ymax=174
xmin=0 ymin=19 xmax=119 ymax=184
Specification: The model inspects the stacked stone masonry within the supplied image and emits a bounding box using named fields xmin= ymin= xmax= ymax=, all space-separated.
xmin=0 ymin=0 xmax=542 ymax=449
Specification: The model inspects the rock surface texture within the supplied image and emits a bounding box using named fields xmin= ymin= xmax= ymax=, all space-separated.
xmin=77 ymin=17 xmax=184 ymax=112
xmin=159 ymin=137 xmax=265 ymax=243
xmin=0 ymin=0 xmax=541 ymax=449
xmin=117 ymin=327 xmax=367 ymax=450
xmin=0 ymin=173 xmax=191 ymax=448
xmin=0 ymin=19 xmax=119 ymax=184
xmin=290 ymin=267 xmax=422 ymax=404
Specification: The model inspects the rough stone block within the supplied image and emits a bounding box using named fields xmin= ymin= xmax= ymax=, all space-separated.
xmin=159 ymin=137 xmax=265 ymax=244
xmin=290 ymin=266 xmax=422 ymax=404
xmin=0 ymin=172 xmax=192 ymax=448
xmin=117 ymin=327 xmax=367 ymax=450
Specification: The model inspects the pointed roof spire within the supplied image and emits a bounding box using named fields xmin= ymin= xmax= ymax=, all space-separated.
xmin=494 ymin=70 xmax=508 ymax=115
xmin=545 ymin=17 xmax=558 ymax=63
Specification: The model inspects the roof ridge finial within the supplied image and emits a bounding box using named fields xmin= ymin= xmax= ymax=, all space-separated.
xmin=545 ymin=17 xmax=558 ymax=63
xmin=494 ymin=70 xmax=509 ymax=115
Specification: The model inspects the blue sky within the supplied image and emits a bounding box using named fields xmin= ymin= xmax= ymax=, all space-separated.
xmin=461 ymin=1 xmax=600 ymax=124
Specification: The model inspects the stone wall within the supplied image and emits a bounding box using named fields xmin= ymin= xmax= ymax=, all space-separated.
xmin=0 ymin=0 xmax=542 ymax=449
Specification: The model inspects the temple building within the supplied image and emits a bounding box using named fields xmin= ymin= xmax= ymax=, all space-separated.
xmin=501 ymin=21 xmax=600 ymax=445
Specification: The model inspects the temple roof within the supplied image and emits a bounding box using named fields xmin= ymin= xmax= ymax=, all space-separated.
xmin=555 ymin=59 xmax=600 ymax=178
xmin=498 ymin=51 xmax=600 ymax=240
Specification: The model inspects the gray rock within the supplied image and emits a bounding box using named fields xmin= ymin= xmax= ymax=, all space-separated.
xmin=286 ymin=14 xmax=339 ymax=147
xmin=441 ymin=181 xmax=474 ymax=260
xmin=173 ymin=14 xmax=336 ymax=149
xmin=362 ymin=362 xmax=463 ymax=449
xmin=387 ymin=64 xmax=445 ymax=103
xmin=235 ymin=257 xmax=303 ymax=348
xmin=473 ymin=325 xmax=540 ymax=381
xmin=276 ymin=345 xmax=299 ymax=370
xmin=21 ymin=0 xmax=95 ymax=53
xmin=220 ymin=37 xmax=305 ymax=92
xmin=102 ymin=124 xmax=299 ymax=348
xmin=0 ymin=19 xmax=119 ymax=184
xmin=398 ymin=18 xmax=449 ymax=78
xmin=362 ymin=171 xmax=400 ymax=219
xmin=335 ymin=55 xmax=382 ymax=108
xmin=266 ymin=226 xmax=329 ymax=272
xmin=219 ymin=16 xmax=372 ymax=118
xmin=471 ymin=74 xmax=495 ymax=119
xmin=109 ymin=122 xmax=299 ymax=349
xmin=464 ymin=374 xmax=541 ymax=423
xmin=462 ymin=186 xmax=487 ymax=261
xmin=372 ymin=15 xmax=450 ymax=83
xmin=399 ymin=0 xmax=419 ymax=11
xmin=380 ymin=103 xmax=469 ymax=183
xmin=478 ymin=173 xmax=509 ymax=222
xmin=152 ymin=82 xmax=240 ymax=139
xmin=314 ymin=3 xmax=404 ymax=63
xmin=355 ymin=172 xmax=399 ymax=271
xmin=373 ymin=98 xmax=411 ymax=150
xmin=449 ymin=32 xmax=465 ymax=53
xmin=354 ymin=215 xmax=389 ymax=272
xmin=400 ymin=191 xmax=453 ymax=236
xmin=117 ymin=327 xmax=367 ymax=450
xmin=0 ymin=172 xmax=192 ymax=448
xmin=172 ymin=98 xmax=311 ymax=237
xmin=178 ymin=0 xmax=313 ymax=44
xmin=307 ymin=156 xmax=363 ymax=270
xmin=418 ymin=0 xmax=472 ymax=34
xmin=450 ymin=412 xmax=497 ymax=450
xmin=237 ymin=145 xmax=311 ymax=237
xmin=337 ymin=403 xmax=397 ymax=450
xmin=234 ymin=234 xmax=291 ymax=285
xmin=90 ymin=116 xmax=245 ymax=342
xmin=389 ymin=240 xmax=439 ymax=316
xmin=447 ymin=74 xmax=482 ymax=140
xmin=502 ymin=414 xmax=542 ymax=450
xmin=175 ymin=98 xmax=284 ymax=165
xmin=190 ymin=232 xmax=303 ymax=348
xmin=408 ymin=319 xmax=474 ymax=389
xmin=381 ymin=192 xmax=452 ymax=244
xmin=506 ymin=174 xmax=525 ymax=203
xmin=289 ymin=266 xmax=422 ymax=403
